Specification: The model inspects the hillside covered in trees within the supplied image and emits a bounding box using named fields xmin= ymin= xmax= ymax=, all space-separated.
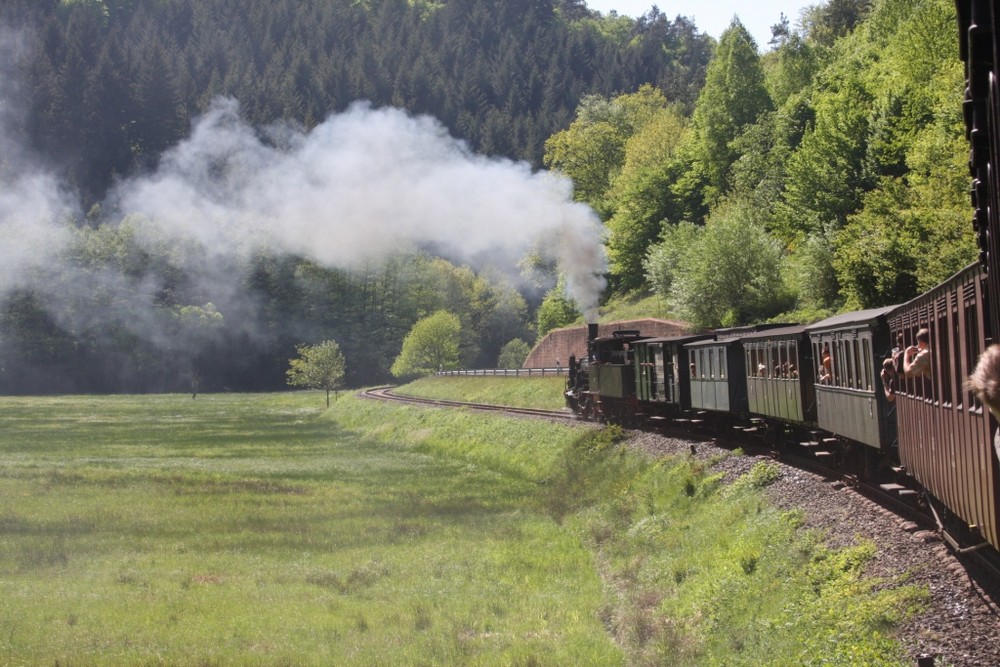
xmin=0 ymin=0 xmax=978 ymax=394
xmin=546 ymin=0 xmax=975 ymax=329
xmin=0 ymin=0 xmax=711 ymax=393
xmin=2 ymin=0 xmax=712 ymax=203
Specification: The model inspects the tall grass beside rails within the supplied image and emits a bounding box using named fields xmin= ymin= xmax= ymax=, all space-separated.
xmin=0 ymin=393 xmax=928 ymax=666
xmin=335 ymin=399 xmax=928 ymax=666
xmin=561 ymin=452 xmax=928 ymax=667
xmin=397 ymin=375 xmax=569 ymax=411
xmin=0 ymin=393 xmax=619 ymax=666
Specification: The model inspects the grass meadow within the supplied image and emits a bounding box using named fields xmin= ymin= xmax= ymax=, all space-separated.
xmin=0 ymin=383 xmax=927 ymax=666
xmin=0 ymin=392 xmax=617 ymax=666
xmin=395 ymin=375 xmax=568 ymax=411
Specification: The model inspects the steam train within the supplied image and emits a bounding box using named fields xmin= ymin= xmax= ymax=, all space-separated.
xmin=566 ymin=0 xmax=1000 ymax=556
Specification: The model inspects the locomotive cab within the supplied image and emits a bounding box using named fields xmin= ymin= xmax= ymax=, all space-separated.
xmin=577 ymin=328 xmax=645 ymax=423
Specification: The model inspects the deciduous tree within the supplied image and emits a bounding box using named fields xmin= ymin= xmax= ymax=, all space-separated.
xmin=690 ymin=19 xmax=772 ymax=204
xmin=497 ymin=338 xmax=531 ymax=369
xmin=390 ymin=310 xmax=461 ymax=377
xmin=604 ymin=106 xmax=689 ymax=291
xmin=536 ymin=276 xmax=580 ymax=340
xmin=287 ymin=339 xmax=347 ymax=407
xmin=664 ymin=199 xmax=790 ymax=328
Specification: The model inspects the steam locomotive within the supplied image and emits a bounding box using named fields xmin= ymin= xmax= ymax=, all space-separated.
xmin=566 ymin=0 xmax=1000 ymax=556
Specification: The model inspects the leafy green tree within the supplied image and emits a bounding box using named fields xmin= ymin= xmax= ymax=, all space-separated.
xmin=391 ymin=310 xmax=461 ymax=377
xmin=785 ymin=232 xmax=841 ymax=312
xmin=777 ymin=72 xmax=872 ymax=236
xmin=286 ymin=339 xmax=347 ymax=407
xmin=536 ymin=276 xmax=580 ymax=340
xmin=666 ymin=199 xmax=791 ymax=328
xmin=544 ymin=86 xmax=673 ymax=216
xmin=604 ymin=106 xmax=689 ymax=291
xmin=802 ymin=0 xmax=872 ymax=47
xmin=643 ymin=221 xmax=702 ymax=298
xmin=832 ymin=180 xmax=920 ymax=309
xmin=497 ymin=338 xmax=532 ymax=369
xmin=902 ymin=89 xmax=976 ymax=290
xmin=543 ymin=120 xmax=624 ymax=214
xmin=763 ymin=33 xmax=820 ymax=109
xmin=690 ymin=19 xmax=772 ymax=204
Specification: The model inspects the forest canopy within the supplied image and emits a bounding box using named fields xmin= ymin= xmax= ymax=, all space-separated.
xmin=551 ymin=0 xmax=975 ymax=326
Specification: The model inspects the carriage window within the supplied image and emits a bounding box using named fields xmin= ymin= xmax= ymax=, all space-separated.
xmin=841 ymin=340 xmax=852 ymax=388
xmin=788 ymin=341 xmax=799 ymax=379
xmin=699 ymin=350 xmax=705 ymax=379
xmin=845 ymin=340 xmax=853 ymax=388
xmin=965 ymin=302 xmax=980 ymax=410
xmin=653 ymin=347 xmax=666 ymax=401
xmin=817 ymin=340 xmax=832 ymax=385
xmin=908 ymin=318 xmax=929 ymax=400
xmin=862 ymin=339 xmax=872 ymax=391
xmin=904 ymin=325 xmax=917 ymax=397
xmin=814 ymin=341 xmax=822 ymax=384
xmin=841 ymin=341 xmax=847 ymax=389
xmin=939 ymin=316 xmax=953 ymax=407
xmin=833 ymin=340 xmax=843 ymax=387
xmin=850 ymin=340 xmax=860 ymax=389
xmin=831 ymin=341 xmax=840 ymax=387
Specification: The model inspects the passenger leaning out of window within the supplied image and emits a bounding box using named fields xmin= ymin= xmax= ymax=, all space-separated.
xmin=903 ymin=328 xmax=931 ymax=379
xmin=967 ymin=344 xmax=1000 ymax=459
xmin=880 ymin=358 xmax=897 ymax=403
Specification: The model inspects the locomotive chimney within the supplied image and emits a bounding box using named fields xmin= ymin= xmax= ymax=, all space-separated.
xmin=588 ymin=323 xmax=599 ymax=342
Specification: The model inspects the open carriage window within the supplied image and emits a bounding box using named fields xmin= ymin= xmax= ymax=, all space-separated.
xmin=862 ymin=338 xmax=873 ymax=391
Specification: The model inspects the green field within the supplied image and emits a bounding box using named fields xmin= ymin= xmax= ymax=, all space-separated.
xmin=396 ymin=375 xmax=568 ymax=411
xmin=0 ymin=387 xmax=926 ymax=666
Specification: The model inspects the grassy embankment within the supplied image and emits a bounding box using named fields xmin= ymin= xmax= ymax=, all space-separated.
xmin=395 ymin=374 xmax=568 ymax=410
xmin=0 ymin=383 xmax=927 ymax=666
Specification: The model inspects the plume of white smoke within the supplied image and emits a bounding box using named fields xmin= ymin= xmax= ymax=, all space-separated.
xmin=113 ymin=98 xmax=607 ymax=316
xmin=0 ymin=27 xmax=75 ymax=292
xmin=0 ymin=173 xmax=75 ymax=290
